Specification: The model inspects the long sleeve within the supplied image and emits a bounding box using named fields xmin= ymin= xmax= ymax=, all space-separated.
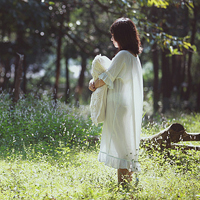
xmin=99 ymin=51 xmax=126 ymax=89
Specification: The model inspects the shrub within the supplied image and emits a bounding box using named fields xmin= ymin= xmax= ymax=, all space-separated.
xmin=0 ymin=92 xmax=102 ymax=153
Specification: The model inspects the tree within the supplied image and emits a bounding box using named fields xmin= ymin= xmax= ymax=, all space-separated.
xmin=0 ymin=0 xmax=51 ymax=94
xmin=140 ymin=0 xmax=199 ymax=113
xmin=1 ymin=0 xmax=199 ymax=112
xmin=184 ymin=0 xmax=199 ymax=101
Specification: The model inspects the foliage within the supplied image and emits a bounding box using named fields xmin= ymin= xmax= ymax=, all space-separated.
xmin=0 ymin=0 xmax=200 ymax=112
xmin=0 ymin=93 xmax=101 ymax=153
xmin=147 ymin=0 xmax=169 ymax=8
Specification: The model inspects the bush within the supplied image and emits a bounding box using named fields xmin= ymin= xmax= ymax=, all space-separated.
xmin=0 ymin=93 xmax=102 ymax=153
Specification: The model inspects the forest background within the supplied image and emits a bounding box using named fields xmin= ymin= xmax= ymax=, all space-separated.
xmin=1 ymin=0 xmax=200 ymax=114
xmin=0 ymin=1 xmax=200 ymax=199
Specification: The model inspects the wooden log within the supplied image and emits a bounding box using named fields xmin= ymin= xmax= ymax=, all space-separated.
xmin=141 ymin=123 xmax=200 ymax=150
xmin=171 ymin=143 xmax=200 ymax=151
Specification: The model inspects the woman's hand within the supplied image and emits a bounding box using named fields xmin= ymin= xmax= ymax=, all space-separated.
xmin=89 ymin=78 xmax=105 ymax=91
xmin=89 ymin=79 xmax=96 ymax=92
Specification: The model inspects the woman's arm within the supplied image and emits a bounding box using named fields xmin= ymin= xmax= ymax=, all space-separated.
xmin=89 ymin=79 xmax=105 ymax=92
xmin=94 ymin=79 xmax=105 ymax=88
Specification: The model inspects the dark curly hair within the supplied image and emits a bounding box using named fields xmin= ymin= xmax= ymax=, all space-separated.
xmin=110 ymin=17 xmax=142 ymax=55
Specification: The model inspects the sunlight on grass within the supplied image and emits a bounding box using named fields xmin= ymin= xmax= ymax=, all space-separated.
xmin=0 ymin=94 xmax=200 ymax=199
xmin=0 ymin=149 xmax=118 ymax=199
xmin=0 ymin=147 xmax=199 ymax=199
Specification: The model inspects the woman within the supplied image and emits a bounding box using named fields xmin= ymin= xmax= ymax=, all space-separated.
xmin=89 ymin=17 xmax=143 ymax=187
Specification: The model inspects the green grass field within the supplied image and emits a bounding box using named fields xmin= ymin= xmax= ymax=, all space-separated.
xmin=0 ymin=146 xmax=199 ymax=199
xmin=0 ymin=94 xmax=200 ymax=199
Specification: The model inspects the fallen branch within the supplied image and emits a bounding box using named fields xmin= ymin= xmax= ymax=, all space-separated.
xmin=171 ymin=143 xmax=200 ymax=151
xmin=141 ymin=123 xmax=200 ymax=151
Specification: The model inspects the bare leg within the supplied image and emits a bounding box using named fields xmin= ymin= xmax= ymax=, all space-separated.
xmin=117 ymin=168 xmax=133 ymax=188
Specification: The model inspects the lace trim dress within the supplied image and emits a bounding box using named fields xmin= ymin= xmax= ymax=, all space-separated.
xmin=90 ymin=55 xmax=112 ymax=126
xmin=97 ymin=50 xmax=143 ymax=172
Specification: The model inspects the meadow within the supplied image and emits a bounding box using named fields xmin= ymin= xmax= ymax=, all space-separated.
xmin=0 ymin=93 xmax=199 ymax=199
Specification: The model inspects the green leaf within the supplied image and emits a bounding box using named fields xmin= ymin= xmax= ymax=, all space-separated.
xmin=191 ymin=45 xmax=197 ymax=52
xmin=173 ymin=48 xmax=182 ymax=55
xmin=49 ymin=1 xmax=55 ymax=5
xmin=166 ymin=48 xmax=183 ymax=57
xmin=147 ymin=0 xmax=169 ymax=8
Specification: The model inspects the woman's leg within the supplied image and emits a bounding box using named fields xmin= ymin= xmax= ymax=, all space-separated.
xmin=117 ymin=168 xmax=133 ymax=187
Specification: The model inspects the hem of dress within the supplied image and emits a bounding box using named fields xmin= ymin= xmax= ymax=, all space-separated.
xmin=98 ymin=151 xmax=141 ymax=172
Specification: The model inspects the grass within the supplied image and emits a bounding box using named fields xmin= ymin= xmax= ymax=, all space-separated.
xmin=0 ymin=148 xmax=117 ymax=199
xmin=0 ymin=93 xmax=200 ymax=199
xmin=0 ymin=146 xmax=199 ymax=199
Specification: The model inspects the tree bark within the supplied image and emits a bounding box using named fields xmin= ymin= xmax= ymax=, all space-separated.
xmin=54 ymin=16 xmax=64 ymax=101
xmin=75 ymin=54 xmax=87 ymax=106
xmin=196 ymin=83 xmax=200 ymax=112
xmin=171 ymin=55 xmax=183 ymax=109
xmin=2 ymin=57 xmax=11 ymax=91
xmin=13 ymin=56 xmax=19 ymax=91
xmin=185 ymin=1 xmax=197 ymax=101
xmin=22 ymin=56 xmax=27 ymax=94
xmin=161 ymin=49 xmax=171 ymax=113
xmin=64 ymin=8 xmax=70 ymax=104
xmin=152 ymin=43 xmax=159 ymax=113
xmin=65 ymin=55 xmax=70 ymax=103
xmin=13 ymin=53 xmax=24 ymax=103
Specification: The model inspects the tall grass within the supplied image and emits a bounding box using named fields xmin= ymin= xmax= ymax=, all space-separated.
xmin=0 ymin=147 xmax=199 ymax=199
xmin=0 ymin=92 xmax=101 ymax=155
xmin=0 ymin=93 xmax=200 ymax=199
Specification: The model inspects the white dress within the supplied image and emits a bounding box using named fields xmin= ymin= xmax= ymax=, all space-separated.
xmin=98 ymin=50 xmax=143 ymax=172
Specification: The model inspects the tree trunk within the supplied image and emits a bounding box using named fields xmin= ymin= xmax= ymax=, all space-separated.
xmin=65 ymin=55 xmax=70 ymax=103
xmin=141 ymin=123 xmax=200 ymax=151
xmin=171 ymin=55 xmax=183 ymax=109
xmin=152 ymin=43 xmax=159 ymax=113
xmin=185 ymin=2 xmax=197 ymax=101
xmin=75 ymin=54 xmax=87 ymax=106
xmin=2 ymin=57 xmax=11 ymax=91
xmin=13 ymin=56 xmax=19 ymax=91
xmin=13 ymin=53 xmax=24 ymax=103
xmin=54 ymin=17 xmax=64 ymax=101
xmin=180 ymin=50 xmax=187 ymax=101
xmin=196 ymin=83 xmax=200 ymax=112
xmin=161 ymin=49 xmax=171 ymax=113
xmin=22 ymin=56 xmax=27 ymax=94
xmin=13 ymin=28 xmax=24 ymax=91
